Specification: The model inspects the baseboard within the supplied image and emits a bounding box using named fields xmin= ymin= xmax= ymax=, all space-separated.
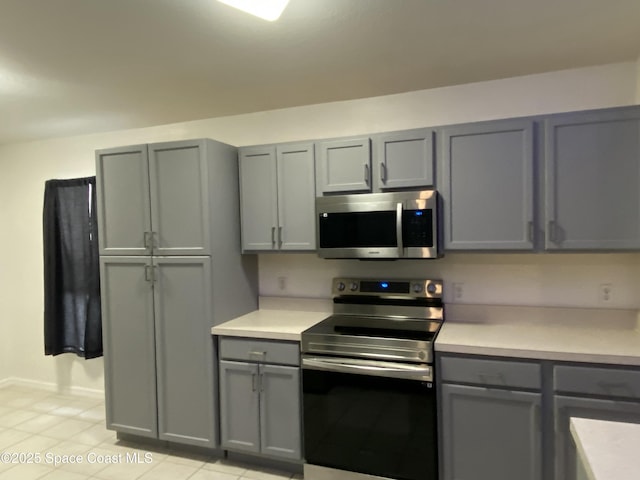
xmin=0 ymin=377 xmax=105 ymax=398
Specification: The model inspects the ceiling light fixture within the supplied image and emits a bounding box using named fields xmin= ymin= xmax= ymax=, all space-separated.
xmin=217 ymin=0 xmax=290 ymax=21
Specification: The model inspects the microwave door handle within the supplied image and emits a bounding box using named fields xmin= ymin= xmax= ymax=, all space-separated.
xmin=396 ymin=202 xmax=403 ymax=257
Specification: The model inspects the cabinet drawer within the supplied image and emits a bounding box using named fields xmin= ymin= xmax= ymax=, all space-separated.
xmin=554 ymin=365 xmax=640 ymax=400
xmin=440 ymin=356 xmax=541 ymax=390
xmin=219 ymin=337 xmax=299 ymax=366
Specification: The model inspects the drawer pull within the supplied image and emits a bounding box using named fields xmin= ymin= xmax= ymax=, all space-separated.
xmin=249 ymin=351 xmax=267 ymax=358
xmin=478 ymin=373 xmax=506 ymax=385
xmin=598 ymin=381 xmax=635 ymax=397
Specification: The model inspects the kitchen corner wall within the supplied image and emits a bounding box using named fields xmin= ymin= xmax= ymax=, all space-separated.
xmin=0 ymin=61 xmax=638 ymax=392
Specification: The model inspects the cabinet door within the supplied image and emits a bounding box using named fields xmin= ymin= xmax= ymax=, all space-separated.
xmin=100 ymin=256 xmax=157 ymax=438
xmin=441 ymin=384 xmax=542 ymax=480
xmin=376 ymin=129 xmax=434 ymax=190
xmin=317 ymin=137 xmax=371 ymax=194
xmin=554 ymin=395 xmax=640 ymax=480
xmin=153 ymin=257 xmax=216 ymax=448
xmin=545 ymin=108 xmax=640 ymax=249
xmin=259 ymin=364 xmax=301 ymax=460
xmin=440 ymin=120 xmax=535 ymax=250
xmin=148 ymin=140 xmax=211 ymax=255
xmin=96 ymin=145 xmax=152 ymax=256
xmin=276 ymin=143 xmax=316 ymax=250
xmin=219 ymin=360 xmax=261 ymax=454
xmin=239 ymin=146 xmax=278 ymax=251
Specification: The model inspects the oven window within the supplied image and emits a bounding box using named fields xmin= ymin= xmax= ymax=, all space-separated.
xmin=318 ymin=211 xmax=397 ymax=248
xmin=303 ymin=368 xmax=437 ymax=480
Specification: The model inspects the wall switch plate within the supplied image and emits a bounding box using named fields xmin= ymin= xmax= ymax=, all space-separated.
xmin=453 ymin=282 xmax=464 ymax=300
xmin=278 ymin=276 xmax=287 ymax=291
xmin=599 ymin=283 xmax=613 ymax=304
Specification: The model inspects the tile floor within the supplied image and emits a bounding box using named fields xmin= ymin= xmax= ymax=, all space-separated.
xmin=0 ymin=384 xmax=302 ymax=480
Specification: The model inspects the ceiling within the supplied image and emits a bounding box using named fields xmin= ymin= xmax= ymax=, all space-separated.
xmin=0 ymin=0 xmax=639 ymax=145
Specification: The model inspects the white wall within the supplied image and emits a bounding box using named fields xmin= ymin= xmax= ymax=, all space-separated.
xmin=0 ymin=61 xmax=638 ymax=391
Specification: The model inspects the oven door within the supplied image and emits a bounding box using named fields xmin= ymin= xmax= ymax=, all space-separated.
xmin=302 ymin=356 xmax=438 ymax=480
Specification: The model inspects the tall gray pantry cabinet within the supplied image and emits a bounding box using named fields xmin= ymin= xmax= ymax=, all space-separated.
xmin=96 ymin=139 xmax=258 ymax=448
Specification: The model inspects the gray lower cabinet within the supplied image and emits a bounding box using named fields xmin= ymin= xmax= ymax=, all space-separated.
xmin=544 ymin=107 xmax=640 ymax=250
xmin=439 ymin=119 xmax=535 ymax=250
xmin=316 ymin=137 xmax=372 ymax=194
xmin=219 ymin=359 xmax=301 ymax=461
xmin=100 ymin=257 xmax=157 ymax=438
xmin=101 ymin=256 xmax=218 ymax=448
xmin=374 ymin=128 xmax=434 ymax=190
xmin=239 ymin=143 xmax=316 ymax=252
xmin=553 ymin=363 xmax=640 ymax=480
xmin=554 ymin=395 xmax=640 ymax=480
xmin=96 ymin=139 xmax=214 ymax=256
xmin=440 ymin=354 xmax=542 ymax=480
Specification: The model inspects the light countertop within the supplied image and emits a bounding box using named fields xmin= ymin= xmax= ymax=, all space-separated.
xmin=570 ymin=417 xmax=640 ymax=480
xmin=211 ymin=297 xmax=331 ymax=342
xmin=435 ymin=304 xmax=640 ymax=365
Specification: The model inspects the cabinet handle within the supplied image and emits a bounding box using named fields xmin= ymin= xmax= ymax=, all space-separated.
xmin=260 ymin=373 xmax=265 ymax=393
xmin=528 ymin=221 xmax=534 ymax=243
xmin=143 ymin=232 xmax=151 ymax=250
xmin=478 ymin=373 xmax=506 ymax=386
xmin=380 ymin=163 xmax=387 ymax=184
xmin=598 ymin=381 xmax=634 ymax=397
xmin=249 ymin=351 xmax=266 ymax=358
xmin=278 ymin=226 xmax=283 ymax=248
xmin=152 ymin=265 xmax=158 ymax=284
xmin=271 ymin=227 xmax=276 ymax=248
xmin=144 ymin=265 xmax=153 ymax=283
xmin=364 ymin=164 xmax=370 ymax=185
xmin=548 ymin=220 xmax=557 ymax=243
xmin=251 ymin=373 xmax=257 ymax=392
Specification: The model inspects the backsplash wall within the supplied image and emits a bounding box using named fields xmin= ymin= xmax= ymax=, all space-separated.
xmin=259 ymin=253 xmax=640 ymax=308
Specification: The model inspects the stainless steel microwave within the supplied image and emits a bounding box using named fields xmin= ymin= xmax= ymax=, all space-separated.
xmin=316 ymin=190 xmax=442 ymax=259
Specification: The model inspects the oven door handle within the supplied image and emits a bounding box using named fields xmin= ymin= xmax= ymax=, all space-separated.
xmin=302 ymin=356 xmax=432 ymax=382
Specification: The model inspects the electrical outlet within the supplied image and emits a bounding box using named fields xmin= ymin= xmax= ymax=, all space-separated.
xmin=453 ymin=282 xmax=464 ymax=300
xmin=277 ymin=276 xmax=287 ymax=291
xmin=599 ymin=283 xmax=613 ymax=304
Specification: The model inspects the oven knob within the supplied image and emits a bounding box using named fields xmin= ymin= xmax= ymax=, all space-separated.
xmin=349 ymin=282 xmax=358 ymax=292
xmin=418 ymin=351 xmax=427 ymax=360
xmin=336 ymin=282 xmax=346 ymax=292
xmin=413 ymin=283 xmax=423 ymax=294
xmin=426 ymin=283 xmax=438 ymax=295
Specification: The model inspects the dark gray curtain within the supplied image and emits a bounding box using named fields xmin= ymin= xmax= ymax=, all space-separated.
xmin=43 ymin=176 xmax=102 ymax=359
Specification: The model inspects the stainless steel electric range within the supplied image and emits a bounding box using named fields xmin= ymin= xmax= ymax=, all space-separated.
xmin=301 ymin=277 xmax=444 ymax=480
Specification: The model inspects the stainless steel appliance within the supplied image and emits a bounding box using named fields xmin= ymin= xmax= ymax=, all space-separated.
xmin=315 ymin=190 xmax=441 ymax=259
xmin=301 ymin=277 xmax=444 ymax=480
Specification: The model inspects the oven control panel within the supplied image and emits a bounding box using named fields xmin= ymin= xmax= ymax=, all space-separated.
xmin=333 ymin=277 xmax=442 ymax=298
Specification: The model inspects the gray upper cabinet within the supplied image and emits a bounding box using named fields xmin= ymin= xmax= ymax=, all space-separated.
xmin=96 ymin=145 xmax=152 ymax=256
xmin=374 ymin=128 xmax=434 ymax=190
xmin=239 ymin=142 xmax=315 ymax=252
xmin=544 ymin=108 xmax=640 ymax=250
xmin=316 ymin=137 xmax=371 ymax=194
xmin=148 ymin=141 xmax=211 ymax=255
xmin=239 ymin=147 xmax=278 ymax=251
xmin=440 ymin=119 xmax=535 ymax=250
xmin=96 ymin=139 xmax=211 ymax=256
